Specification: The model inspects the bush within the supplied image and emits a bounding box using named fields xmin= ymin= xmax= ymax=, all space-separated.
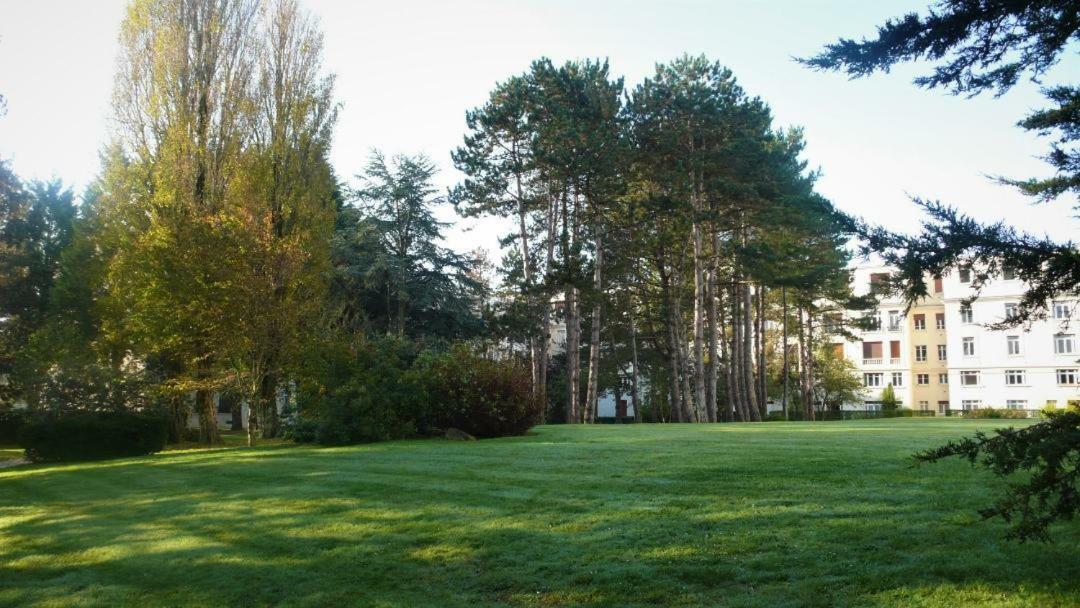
xmin=296 ymin=335 xmax=427 ymax=445
xmin=965 ymin=407 xmax=1030 ymax=419
xmin=0 ymin=408 xmax=30 ymax=443
xmin=422 ymin=345 xmax=544 ymax=438
xmin=18 ymin=411 xmax=169 ymax=462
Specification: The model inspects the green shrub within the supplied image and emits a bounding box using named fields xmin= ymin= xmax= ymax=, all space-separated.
xmin=0 ymin=408 xmax=30 ymax=443
xmin=297 ymin=335 xmax=427 ymax=445
xmin=422 ymin=345 xmax=544 ymax=438
xmin=965 ymin=407 xmax=1030 ymax=419
xmin=18 ymin=411 xmax=169 ymax=462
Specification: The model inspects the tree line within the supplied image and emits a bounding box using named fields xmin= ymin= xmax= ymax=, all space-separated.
xmin=1 ymin=0 xmax=867 ymax=448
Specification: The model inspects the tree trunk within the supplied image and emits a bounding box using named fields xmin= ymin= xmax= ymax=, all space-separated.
xmin=629 ymin=294 xmax=641 ymax=423
xmin=195 ymin=388 xmax=220 ymax=446
xmin=584 ymin=225 xmax=603 ymax=423
xmin=565 ymin=285 xmax=580 ymax=424
xmin=742 ymin=281 xmax=762 ymax=421
xmin=229 ymin=393 xmax=243 ymax=432
xmin=692 ymin=218 xmax=706 ymax=423
xmin=756 ymin=284 xmax=768 ymax=419
xmin=805 ymin=307 xmax=817 ymax=421
xmin=781 ymin=286 xmax=789 ymax=421
xmin=258 ymin=373 xmax=279 ymax=438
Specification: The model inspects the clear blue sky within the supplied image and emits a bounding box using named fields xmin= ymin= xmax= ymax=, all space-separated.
xmin=1 ymin=0 xmax=1076 ymax=257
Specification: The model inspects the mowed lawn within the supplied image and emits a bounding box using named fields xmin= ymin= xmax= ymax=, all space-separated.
xmin=1 ymin=420 xmax=1078 ymax=607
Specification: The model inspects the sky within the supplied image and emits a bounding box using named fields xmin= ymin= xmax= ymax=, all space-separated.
xmin=1 ymin=0 xmax=1077 ymax=260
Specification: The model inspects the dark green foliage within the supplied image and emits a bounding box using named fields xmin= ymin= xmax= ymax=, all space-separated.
xmin=347 ymin=151 xmax=484 ymax=339
xmin=18 ymin=411 xmax=168 ymax=462
xmin=0 ymin=408 xmax=29 ymax=443
xmin=421 ymin=345 xmax=544 ymax=438
xmin=915 ymin=410 xmax=1080 ymax=541
xmin=296 ymin=335 xmax=427 ymax=445
xmin=879 ymin=384 xmax=900 ymax=410
xmin=800 ymin=1 xmax=1079 ymax=97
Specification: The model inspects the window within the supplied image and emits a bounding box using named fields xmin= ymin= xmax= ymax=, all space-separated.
xmin=830 ymin=343 xmax=844 ymax=358
xmin=914 ymin=314 xmax=926 ymax=330
xmin=1002 ymin=267 xmax=1017 ymax=281
xmin=960 ymin=371 xmax=979 ymax=386
xmin=1004 ymin=303 xmax=1018 ymax=320
xmin=1047 ymin=400 xmax=1057 ymax=409
xmin=935 ymin=313 xmax=945 ymax=329
xmin=888 ymin=310 xmax=902 ymax=331
xmin=1054 ymin=334 xmax=1075 ymax=355
xmin=915 ymin=345 xmax=927 ymax=362
xmin=961 ymin=399 xmax=981 ymax=411
xmin=937 ymin=344 xmax=947 ymax=361
xmin=933 ymin=277 xmax=943 ymax=293
xmin=1005 ymin=370 xmax=1025 ymax=386
xmin=891 ymin=372 xmax=903 ymax=387
xmin=1007 ymin=335 xmax=1021 ymax=356
xmin=918 ymin=400 xmax=929 ymax=410
xmin=1057 ymin=369 xmax=1078 ymax=386
xmin=1006 ymin=400 xmax=1027 ymax=410
xmin=938 ymin=373 xmax=948 ymax=384
xmin=962 ymin=337 xmax=975 ymax=356
xmin=1054 ymin=301 xmax=1072 ymax=319
xmin=959 ymin=267 xmax=971 ymax=283
xmin=960 ymin=306 xmax=973 ymax=324
xmin=916 ymin=373 xmax=930 ymax=385
xmin=864 ymin=373 xmax=883 ymax=387
xmin=889 ymin=340 xmax=901 ymax=363
xmin=862 ymin=341 xmax=883 ymax=364
xmin=869 ymin=272 xmax=890 ymax=294
xmin=938 ymin=400 xmax=949 ymax=413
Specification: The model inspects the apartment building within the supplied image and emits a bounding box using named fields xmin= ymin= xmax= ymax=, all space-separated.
xmin=835 ymin=260 xmax=1079 ymax=412
xmin=941 ymin=267 xmax=1079 ymax=412
xmin=833 ymin=262 xmax=913 ymax=407
xmin=908 ymin=285 xmax=950 ymax=413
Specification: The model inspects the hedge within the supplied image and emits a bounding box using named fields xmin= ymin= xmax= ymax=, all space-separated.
xmin=19 ymin=411 xmax=169 ymax=462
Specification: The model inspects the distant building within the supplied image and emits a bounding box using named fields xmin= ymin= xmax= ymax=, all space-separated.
xmin=831 ymin=260 xmax=1079 ymax=413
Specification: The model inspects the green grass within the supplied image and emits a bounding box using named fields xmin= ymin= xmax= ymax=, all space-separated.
xmin=0 ymin=446 xmax=23 ymax=464
xmin=0 ymin=419 xmax=1077 ymax=607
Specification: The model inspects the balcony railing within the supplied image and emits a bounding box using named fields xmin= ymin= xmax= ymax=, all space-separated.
xmin=889 ymin=358 xmax=901 ymax=364
xmin=863 ymin=358 xmax=882 ymax=365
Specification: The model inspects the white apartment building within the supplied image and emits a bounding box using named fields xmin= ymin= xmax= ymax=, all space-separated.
xmin=836 ymin=260 xmax=1079 ymax=412
xmin=941 ymin=267 xmax=1079 ymax=412
xmin=834 ymin=262 xmax=914 ymax=408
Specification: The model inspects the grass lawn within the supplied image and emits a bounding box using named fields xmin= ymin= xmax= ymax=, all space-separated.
xmin=0 ymin=419 xmax=1077 ymax=607
xmin=0 ymin=446 xmax=23 ymax=465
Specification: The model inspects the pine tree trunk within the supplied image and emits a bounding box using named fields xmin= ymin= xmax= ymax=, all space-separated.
xmin=742 ymin=281 xmax=762 ymax=421
xmin=672 ymin=266 xmax=695 ymax=422
xmin=781 ymin=286 xmax=789 ymax=420
xmin=807 ymin=311 xmax=812 ymax=421
xmin=584 ymin=226 xmax=603 ymax=423
xmin=692 ymin=219 xmax=706 ymax=423
xmin=704 ymin=260 xmax=719 ymax=423
xmin=756 ymin=284 xmax=768 ymax=418
xmin=565 ymin=285 xmax=580 ymax=424
xmin=730 ymin=278 xmax=747 ymax=422
xmin=630 ymin=295 xmax=641 ymax=423
xmin=661 ymin=262 xmax=682 ymax=422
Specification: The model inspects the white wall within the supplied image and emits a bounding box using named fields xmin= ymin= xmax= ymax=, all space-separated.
xmin=942 ymin=271 xmax=1079 ymax=410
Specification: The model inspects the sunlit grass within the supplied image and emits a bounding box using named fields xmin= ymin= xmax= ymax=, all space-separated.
xmin=0 ymin=419 xmax=1077 ymax=607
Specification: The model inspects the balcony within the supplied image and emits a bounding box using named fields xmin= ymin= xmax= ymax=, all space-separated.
xmin=889 ymin=358 xmax=901 ymax=365
xmin=863 ymin=358 xmax=882 ymax=365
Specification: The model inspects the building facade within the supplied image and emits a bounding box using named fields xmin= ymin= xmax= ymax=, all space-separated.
xmin=834 ymin=260 xmax=1079 ymax=413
